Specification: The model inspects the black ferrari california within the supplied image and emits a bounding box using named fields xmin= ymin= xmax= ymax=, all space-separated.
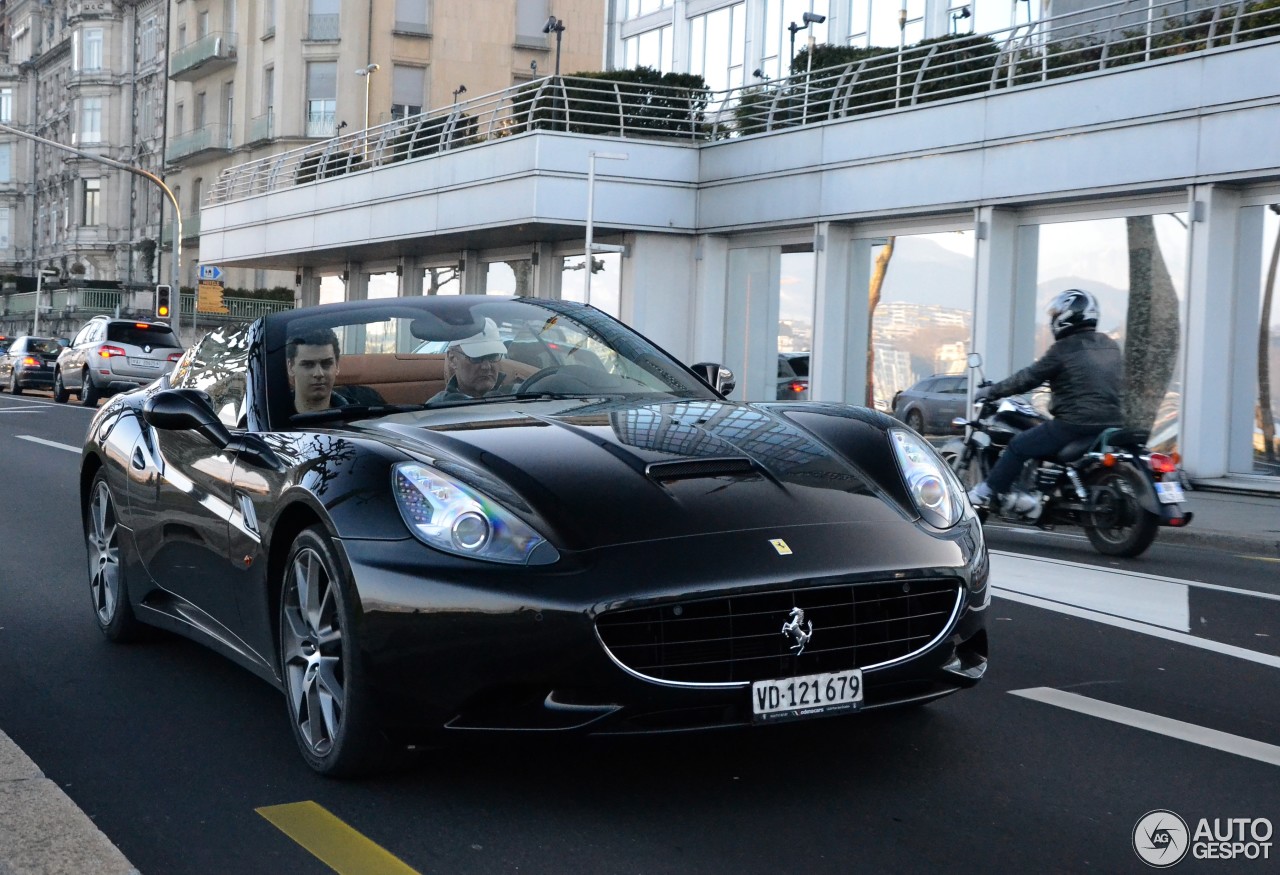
xmin=80 ymin=295 xmax=988 ymax=776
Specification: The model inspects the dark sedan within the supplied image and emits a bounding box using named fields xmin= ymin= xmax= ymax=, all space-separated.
xmin=0 ymin=336 xmax=62 ymax=394
xmin=80 ymin=296 xmax=988 ymax=776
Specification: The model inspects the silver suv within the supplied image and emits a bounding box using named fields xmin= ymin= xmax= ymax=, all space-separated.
xmin=55 ymin=316 xmax=183 ymax=406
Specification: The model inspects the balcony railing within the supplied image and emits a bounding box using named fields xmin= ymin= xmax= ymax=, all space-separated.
xmin=170 ymin=31 xmax=238 ymax=81
xmin=209 ymin=0 xmax=1280 ymax=205
xmin=247 ymin=110 xmax=275 ymax=144
xmin=161 ymin=213 xmax=201 ymax=244
xmin=166 ymin=125 xmax=232 ymax=163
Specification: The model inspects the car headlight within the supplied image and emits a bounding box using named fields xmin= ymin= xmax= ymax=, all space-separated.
xmin=392 ymin=462 xmax=558 ymax=565
xmin=889 ymin=429 xmax=964 ymax=529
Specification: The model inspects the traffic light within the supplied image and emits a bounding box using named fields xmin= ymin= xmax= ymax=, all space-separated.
xmin=155 ymin=284 xmax=172 ymax=319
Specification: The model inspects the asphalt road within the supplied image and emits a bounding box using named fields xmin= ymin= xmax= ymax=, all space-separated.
xmin=1 ymin=390 xmax=1277 ymax=874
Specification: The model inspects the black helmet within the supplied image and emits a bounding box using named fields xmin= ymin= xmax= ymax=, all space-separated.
xmin=1047 ymin=289 xmax=1099 ymax=340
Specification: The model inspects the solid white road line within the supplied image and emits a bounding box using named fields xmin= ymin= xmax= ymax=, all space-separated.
xmin=1010 ymin=687 xmax=1280 ymax=767
xmin=994 ymin=589 xmax=1280 ymax=669
xmin=15 ymin=435 xmax=80 ymax=454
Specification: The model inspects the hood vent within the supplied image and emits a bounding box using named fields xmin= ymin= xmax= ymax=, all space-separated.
xmin=645 ymin=456 xmax=759 ymax=482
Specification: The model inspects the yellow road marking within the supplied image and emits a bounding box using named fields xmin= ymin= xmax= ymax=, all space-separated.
xmin=257 ymin=801 xmax=422 ymax=875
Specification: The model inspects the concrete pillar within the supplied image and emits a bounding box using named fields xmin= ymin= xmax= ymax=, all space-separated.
xmin=811 ymin=222 xmax=860 ymax=404
xmin=1227 ymin=206 xmax=1266 ymax=474
xmin=297 ymin=267 xmax=320 ymax=309
xmin=972 ymin=207 xmax=1032 ymax=383
xmin=621 ymin=233 xmax=696 ymax=362
xmin=532 ymin=243 xmax=559 ymax=299
xmin=1183 ymin=184 xmax=1245 ymax=479
xmin=723 ymin=245 xmax=780 ymax=402
xmin=398 ymin=258 xmax=424 ymax=297
xmin=460 ymin=250 xmax=484 ymax=294
xmin=690 ymin=235 xmax=729 ymax=365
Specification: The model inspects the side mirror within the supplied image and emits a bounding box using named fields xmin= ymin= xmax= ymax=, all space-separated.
xmin=691 ymin=362 xmax=736 ymax=396
xmin=966 ymin=352 xmax=983 ymax=369
xmin=144 ymin=388 xmax=232 ymax=449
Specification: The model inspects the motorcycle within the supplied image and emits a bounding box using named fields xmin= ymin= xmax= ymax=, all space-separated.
xmin=940 ymin=354 xmax=1193 ymax=558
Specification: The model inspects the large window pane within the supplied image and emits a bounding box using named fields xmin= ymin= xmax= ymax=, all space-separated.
xmin=869 ymin=231 xmax=975 ymax=420
xmin=423 ymin=265 xmax=461 ymax=295
xmin=561 ymin=253 xmax=620 ymax=317
xmin=1033 ymin=214 xmax=1188 ymax=454
xmin=778 ymin=251 xmax=814 ymax=400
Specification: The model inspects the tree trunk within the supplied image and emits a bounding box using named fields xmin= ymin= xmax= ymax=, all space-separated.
xmin=866 ymin=237 xmax=895 ymax=407
xmin=1123 ymin=216 xmax=1181 ymax=435
xmin=1259 ymin=206 xmax=1279 ymax=461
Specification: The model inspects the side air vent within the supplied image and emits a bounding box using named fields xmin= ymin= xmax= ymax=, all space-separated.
xmin=645 ymin=457 xmax=758 ymax=482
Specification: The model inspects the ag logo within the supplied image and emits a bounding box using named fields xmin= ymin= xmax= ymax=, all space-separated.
xmin=1133 ymin=810 xmax=1190 ymax=867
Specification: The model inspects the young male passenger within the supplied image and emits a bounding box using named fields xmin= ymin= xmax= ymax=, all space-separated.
xmin=429 ymin=318 xmax=510 ymax=403
xmin=286 ymin=328 xmax=342 ymax=413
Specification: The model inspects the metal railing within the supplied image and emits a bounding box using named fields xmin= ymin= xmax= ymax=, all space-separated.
xmin=169 ymin=31 xmax=238 ymax=79
xmin=2 ymin=290 xmax=294 ymax=323
xmin=209 ymin=0 xmax=1280 ymax=205
xmin=247 ymin=109 xmax=274 ymax=144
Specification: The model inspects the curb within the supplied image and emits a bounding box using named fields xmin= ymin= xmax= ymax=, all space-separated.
xmin=0 ymin=731 xmax=138 ymax=875
xmin=1154 ymin=526 xmax=1280 ymax=558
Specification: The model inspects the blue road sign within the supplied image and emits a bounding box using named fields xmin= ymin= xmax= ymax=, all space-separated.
xmin=198 ymin=264 xmax=224 ymax=281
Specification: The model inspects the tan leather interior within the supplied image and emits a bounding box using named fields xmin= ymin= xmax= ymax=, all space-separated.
xmin=336 ymin=353 xmax=537 ymax=404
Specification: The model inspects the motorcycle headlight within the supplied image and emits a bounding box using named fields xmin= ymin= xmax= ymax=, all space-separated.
xmin=889 ymin=428 xmax=964 ymax=529
xmin=393 ymin=462 xmax=558 ymax=565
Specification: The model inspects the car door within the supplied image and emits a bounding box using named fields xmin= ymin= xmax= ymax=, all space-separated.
xmin=63 ymin=324 xmax=95 ymax=390
xmin=0 ymin=339 xmax=18 ymax=382
xmin=936 ymin=377 xmax=968 ymax=428
xmin=127 ymin=332 xmax=244 ymax=639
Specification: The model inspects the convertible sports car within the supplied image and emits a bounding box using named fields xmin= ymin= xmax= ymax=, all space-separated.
xmin=80 ymin=296 xmax=988 ymax=776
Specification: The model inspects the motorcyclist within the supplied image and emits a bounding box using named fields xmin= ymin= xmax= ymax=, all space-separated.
xmin=967 ymin=289 xmax=1125 ymax=513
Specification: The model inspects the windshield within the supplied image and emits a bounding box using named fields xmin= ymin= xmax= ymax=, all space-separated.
xmin=265 ymin=297 xmax=718 ymax=426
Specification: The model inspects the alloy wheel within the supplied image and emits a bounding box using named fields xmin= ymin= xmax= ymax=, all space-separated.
xmin=87 ymin=480 xmax=121 ymax=625
xmin=281 ymin=547 xmax=346 ymax=757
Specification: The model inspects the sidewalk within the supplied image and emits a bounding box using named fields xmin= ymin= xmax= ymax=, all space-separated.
xmin=0 ymin=485 xmax=1274 ymax=875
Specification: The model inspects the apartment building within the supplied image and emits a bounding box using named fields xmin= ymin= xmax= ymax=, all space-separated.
xmin=1 ymin=0 xmax=167 ymax=286
xmin=164 ymin=0 xmax=605 ymax=293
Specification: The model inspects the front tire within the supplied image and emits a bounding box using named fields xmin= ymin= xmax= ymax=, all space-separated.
xmin=86 ymin=472 xmax=146 ymax=642
xmin=1084 ymin=467 xmax=1159 ymax=557
xmin=279 ymin=526 xmax=387 ymax=777
xmin=53 ymin=369 xmax=70 ymax=403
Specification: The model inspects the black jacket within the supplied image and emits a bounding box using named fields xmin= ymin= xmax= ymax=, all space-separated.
xmin=987 ymin=329 xmax=1125 ymax=428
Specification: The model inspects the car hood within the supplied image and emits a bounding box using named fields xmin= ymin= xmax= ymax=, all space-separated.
xmin=356 ymin=398 xmax=924 ymax=552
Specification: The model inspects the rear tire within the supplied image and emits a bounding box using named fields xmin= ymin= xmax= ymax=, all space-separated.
xmin=9 ymin=371 xmax=21 ymax=395
xmin=1084 ymin=467 xmax=1159 ymax=557
xmin=80 ymin=370 xmax=101 ymax=407
xmin=53 ymin=369 xmax=70 ymax=403
xmin=905 ymin=409 xmax=925 ymax=433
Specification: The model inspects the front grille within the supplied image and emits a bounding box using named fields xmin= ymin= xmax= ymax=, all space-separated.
xmin=596 ymin=579 xmax=961 ymax=685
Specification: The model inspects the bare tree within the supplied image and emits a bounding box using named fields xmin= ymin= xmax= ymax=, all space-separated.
xmin=1259 ymin=205 xmax=1279 ymax=462
xmin=866 ymin=236 xmax=896 ymax=407
xmin=425 ymin=267 xmax=459 ymax=295
xmin=1123 ymin=215 xmax=1181 ymax=434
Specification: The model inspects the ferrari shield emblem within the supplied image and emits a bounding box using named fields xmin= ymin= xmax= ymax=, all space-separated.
xmin=769 ymin=538 xmax=792 ymax=555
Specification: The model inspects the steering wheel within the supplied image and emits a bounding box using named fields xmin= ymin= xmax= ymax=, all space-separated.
xmin=514 ymin=366 xmax=563 ymax=395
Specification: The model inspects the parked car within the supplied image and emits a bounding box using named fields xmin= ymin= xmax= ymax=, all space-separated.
xmin=0 ymin=336 xmax=62 ymax=394
xmin=777 ymin=352 xmax=810 ymax=400
xmin=55 ymin=316 xmax=183 ymax=406
xmin=80 ymin=296 xmax=987 ymax=776
xmin=892 ymin=374 xmax=969 ymax=434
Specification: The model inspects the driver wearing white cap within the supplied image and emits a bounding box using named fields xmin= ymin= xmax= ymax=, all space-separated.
xmin=428 ymin=318 xmax=510 ymax=403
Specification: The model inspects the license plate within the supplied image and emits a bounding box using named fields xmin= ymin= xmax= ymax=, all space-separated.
xmin=751 ymin=669 xmax=863 ymax=723
xmin=1155 ymin=481 xmax=1185 ymax=504
xmin=127 ymin=357 xmax=162 ymax=369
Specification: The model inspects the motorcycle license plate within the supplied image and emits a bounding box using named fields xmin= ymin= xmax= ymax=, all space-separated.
xmin=1155 ymin=481 xmax=1185 ymax=504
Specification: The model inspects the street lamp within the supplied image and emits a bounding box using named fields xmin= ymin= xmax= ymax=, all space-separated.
xmin=788 ymin=11 xmax=825 ymax=71
xmin=452 ymin=84 xmax=467 ymax=104
xmin=584 ymin=150 xmax=628 ymax=307
xmin=543 ymin=16 xmax=566 ymax=76
xmin=355 ymin=63 xmax=380 ymax=133
xmin=33 ymin=267 xmax=59 ymax=337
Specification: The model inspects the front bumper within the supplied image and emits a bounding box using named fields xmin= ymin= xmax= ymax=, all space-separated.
xmin=340 ymin=520 xmax=988 ymax=740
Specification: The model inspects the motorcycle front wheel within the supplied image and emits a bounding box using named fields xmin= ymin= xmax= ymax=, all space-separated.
xmin=941 ymin=446 xmax=981 ymax=489
xmin=1084 ymin=466 xmax=1159 ymax=557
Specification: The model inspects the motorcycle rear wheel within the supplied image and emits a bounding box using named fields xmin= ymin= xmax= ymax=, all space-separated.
xmin=1084 ymin=467 xmax=1159 ymax=557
